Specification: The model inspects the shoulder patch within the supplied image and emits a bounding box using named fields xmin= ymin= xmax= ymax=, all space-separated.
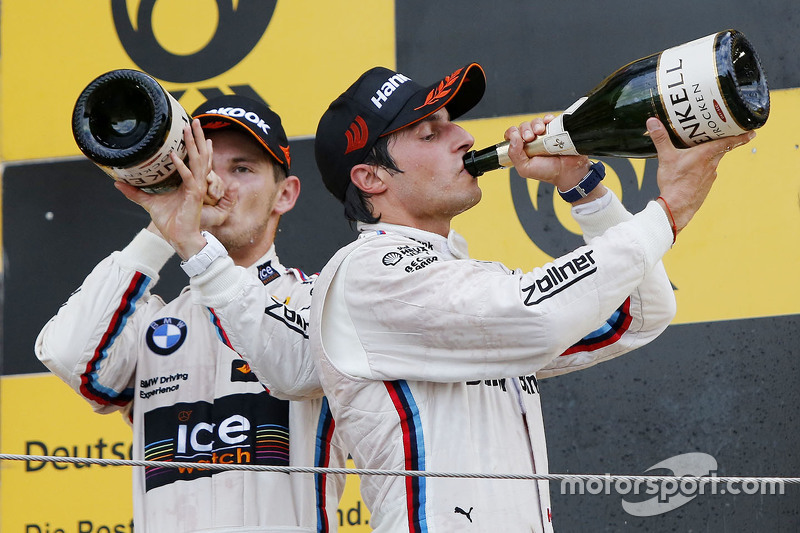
xmin=382 ymin=251 xmax=403 ymax=266
xmin=378 ymin=239 xmax=439 ymax=273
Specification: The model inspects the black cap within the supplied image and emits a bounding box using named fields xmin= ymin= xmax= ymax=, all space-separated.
xmin=192 ymin=95 xmax=291 ymax=174
xmin=315 ymin=63 xmax=486 ymax=201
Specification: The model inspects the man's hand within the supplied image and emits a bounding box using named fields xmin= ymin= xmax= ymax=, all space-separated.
xmin=205 ymin=170 xmax=225 ymax=206
xmin=505 ymin=115 xmax=592 ymax=186
xmin=116 ymin=119 xmax=233 ymax=260
xmin=649 ymin=117 xmax=755 ymax=233
xmin=200 ymin=173 xmax=239 ymax=229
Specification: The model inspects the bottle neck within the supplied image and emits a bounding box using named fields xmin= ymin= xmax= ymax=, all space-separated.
xmin=463 ymin=144 xmax=503 ymax=177
xmin=464 ymin=137 xmax=552 ymax=176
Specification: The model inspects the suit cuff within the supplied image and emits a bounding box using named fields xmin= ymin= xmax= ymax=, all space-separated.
xmin=115 ymin=229 xmax=176 ymax=276
xmin=573 ymin=190 xmax=632 ymax=241
xmin=189 ymin=256 xmax=247 ymax=308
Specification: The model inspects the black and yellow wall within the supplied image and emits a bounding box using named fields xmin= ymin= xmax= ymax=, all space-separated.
xmin=1 ymin=1 xmax=798 ymax=531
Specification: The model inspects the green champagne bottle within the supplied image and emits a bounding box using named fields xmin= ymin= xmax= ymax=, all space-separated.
xmin=464 ymin=29 xmax=770 ymax=176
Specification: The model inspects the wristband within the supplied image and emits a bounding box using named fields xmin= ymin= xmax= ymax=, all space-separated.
xmin=180 ymin=231 xmax=228 ymax=277
xmin=657 ymin=196 xmax=678 ymax=244
xmin=557 ymin=161 xmax=606 ymax=203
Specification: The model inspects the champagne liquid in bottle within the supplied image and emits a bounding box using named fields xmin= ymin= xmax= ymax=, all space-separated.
xmin=72 ymin=69 xmax=190 ymax=193
xmin=463 ymin=29 xmax=770 ymax=176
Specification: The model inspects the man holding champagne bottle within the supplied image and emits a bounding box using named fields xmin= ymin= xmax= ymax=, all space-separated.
xmin=307 ymin=63 xmax=754 ymax=531
xmin=36 ymin=95 xmax=346 ymax=532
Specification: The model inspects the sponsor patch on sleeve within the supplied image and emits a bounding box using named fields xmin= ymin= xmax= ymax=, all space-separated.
xmin=379 ymin=239 xmax=440 ymax=273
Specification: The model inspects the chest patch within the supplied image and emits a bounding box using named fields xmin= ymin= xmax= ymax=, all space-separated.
xmin=146 ymin=317 xmax=188 ymax=356
xmin=256 ymin=260 xmax=281 ymax=285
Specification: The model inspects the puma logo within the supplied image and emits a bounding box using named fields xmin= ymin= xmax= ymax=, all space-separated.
xmin=454 ymin=506 xmax=473 ymax=523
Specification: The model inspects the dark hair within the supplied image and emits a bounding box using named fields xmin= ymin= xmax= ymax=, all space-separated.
xmin=342 ymin=135 xmax=403 ymax=224
xmin=343 ymin=182 xmax=378 ymax=225
xmin=272 ymin=160 xmax=288 ymax=183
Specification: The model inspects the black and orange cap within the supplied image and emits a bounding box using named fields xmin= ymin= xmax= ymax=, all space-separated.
xmin=192 ymin=95 xmax=291 ymax=174
xmin=314 ymin=63 xmax=486 ymax=202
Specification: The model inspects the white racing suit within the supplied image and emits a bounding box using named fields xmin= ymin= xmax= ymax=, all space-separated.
xmin=310 ymin=192 xmax=676 ymax=532
xmin=36 ymin=229 xmax=347 ymax=533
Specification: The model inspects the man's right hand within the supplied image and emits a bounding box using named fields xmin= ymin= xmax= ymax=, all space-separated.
xmin=117 ymin=119 xmax=236 ymax=260
xmin=505 ymin=115 xmax=594 ymax=192
xmin=199 ymin=171 xmax=238 ymax=229
xmin=648 ymin=117 xmax=755 ymax=234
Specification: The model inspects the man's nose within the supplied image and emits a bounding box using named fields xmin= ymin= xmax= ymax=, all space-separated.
xmin=453 ymin=124 xmax=475 ymax=152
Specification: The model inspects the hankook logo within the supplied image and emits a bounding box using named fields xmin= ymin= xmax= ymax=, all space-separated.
xmin=370 ymin=73 xmax=412 ymax=109
xmin=203 ymin=107 xmax=272 ymax=135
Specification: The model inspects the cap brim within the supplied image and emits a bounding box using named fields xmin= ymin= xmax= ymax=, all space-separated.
xmin=382 ymin=63 xmax=486 ymax=136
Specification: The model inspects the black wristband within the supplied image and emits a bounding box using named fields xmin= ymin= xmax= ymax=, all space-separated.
xmin=557 ymin=161 xmax=606 ymax=203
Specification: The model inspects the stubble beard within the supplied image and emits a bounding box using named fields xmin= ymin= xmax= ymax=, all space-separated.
xmin=450 ymin=184 xmax=482 ymax=217
xmin=212 ymin=217 xmax=272 ymax=259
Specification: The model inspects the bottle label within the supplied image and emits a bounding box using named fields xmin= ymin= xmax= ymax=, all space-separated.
xmin=541 ymin=100 xmax=585 ymax=156
xmin=107 ymin=92 xmax=190 ymax=188
xmin=657 ymin=33 xmax=747 ymax=147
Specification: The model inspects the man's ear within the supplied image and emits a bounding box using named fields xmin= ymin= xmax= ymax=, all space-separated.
xmin=273 ymin=175 xmax=301 ymax=215
xmin=350 ymin=164 xmax=388 ymax=195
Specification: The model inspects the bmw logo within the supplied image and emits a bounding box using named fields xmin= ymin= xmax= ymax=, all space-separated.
xmin=146 ymin=318 xmax=188 ymax=356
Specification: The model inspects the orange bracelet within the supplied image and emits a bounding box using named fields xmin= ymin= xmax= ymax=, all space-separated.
xmin=657 ymin=196 xmax=677 ymax=244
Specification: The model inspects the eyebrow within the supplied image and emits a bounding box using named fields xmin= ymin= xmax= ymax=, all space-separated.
xmin=399 ymin=109 xmax=449 ymax=139
xmin=420 ymin=109 xmax=449 ymax=124
xmin=228 ymin=154 xmax=264 ymax=165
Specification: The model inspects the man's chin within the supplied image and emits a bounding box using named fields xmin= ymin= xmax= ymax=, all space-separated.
xmin=203 ymin=226 xmax=233 ymax=247
xmin=468 ymin=188 xmax=482 ymax=208
xmin=451 ymin=192 xmax=482 ymax=217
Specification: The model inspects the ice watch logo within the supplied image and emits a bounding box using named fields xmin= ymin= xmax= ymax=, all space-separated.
xmin=621 ymin=452 xmax=717 ymax=516
xmin=510 ymin=158 xmax=660 ymax=258
xmin=111 ymin=0 xmax=277 ymax=83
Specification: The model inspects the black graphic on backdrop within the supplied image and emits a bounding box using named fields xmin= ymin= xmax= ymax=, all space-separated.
xmin=111 ymin=0 xmax=276 ymax=83
xmin=510 ymin=158 xmax=660 ymax=258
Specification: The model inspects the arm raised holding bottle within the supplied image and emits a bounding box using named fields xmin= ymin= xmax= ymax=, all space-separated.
xmin=504 ymin=114 xmax=755 ymax=239
xmin=645 ymin=116 xmax=754 ymax=235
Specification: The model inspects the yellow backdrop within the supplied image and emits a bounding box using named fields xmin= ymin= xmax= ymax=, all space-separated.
xmin=0 ymin=374 xmax=372 ymax=531
xmin=0 ymin=0 xmax=395 ymax=161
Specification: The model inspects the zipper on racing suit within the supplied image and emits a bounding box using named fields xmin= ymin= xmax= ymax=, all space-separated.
xmin=510 ymin=376 xmax=548 ymax=531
